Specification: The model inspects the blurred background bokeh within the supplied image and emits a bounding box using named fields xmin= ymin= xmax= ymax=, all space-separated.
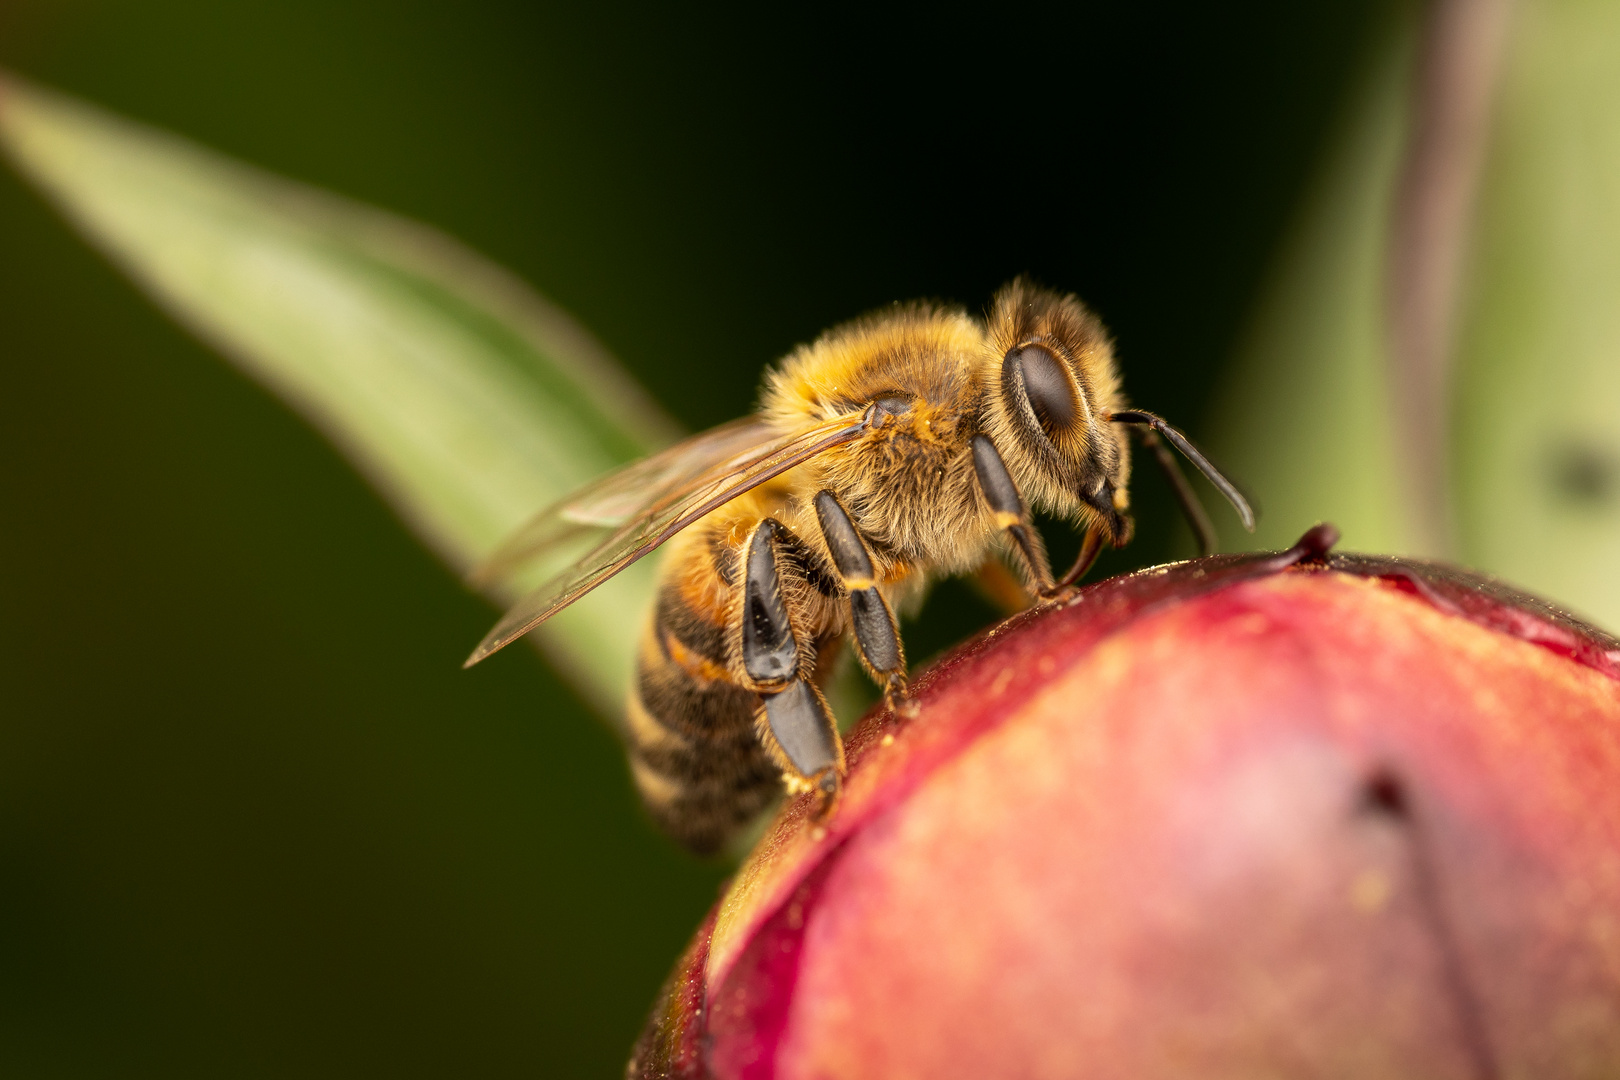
xmin=11 ymin=0 xmax=1619 ymax=1075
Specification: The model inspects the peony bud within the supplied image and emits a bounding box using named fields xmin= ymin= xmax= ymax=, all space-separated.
xmin=630 ymin=527 xmax=1620 ymax=1078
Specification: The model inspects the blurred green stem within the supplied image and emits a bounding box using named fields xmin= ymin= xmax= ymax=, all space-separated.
xmin=1386 ymin=0 xmax=1513 ymax=556
xmin=1214 ymin=0 xmax=1620 ymax=630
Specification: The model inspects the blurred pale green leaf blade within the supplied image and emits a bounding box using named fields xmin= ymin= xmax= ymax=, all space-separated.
xmin=1206 ymin=10 xmax=1419 ymax=558
xmin=1212 ymin=0 xmax=1620 ymax=632
xmin=1452 ymin=0 xmax=1620 ymax=629
xmin=0 ymin=71 xmax=676 ymax=710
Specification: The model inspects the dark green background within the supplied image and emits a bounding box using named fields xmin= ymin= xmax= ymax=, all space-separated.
xmin=1 ymin=2 xmax=1377 ymax=1075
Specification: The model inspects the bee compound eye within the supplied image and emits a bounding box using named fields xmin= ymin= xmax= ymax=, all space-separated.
xmin=1005 ymin=344 xmax=1078 ymax=436
xmin=872 ymin=394 xmax=913 ymax=417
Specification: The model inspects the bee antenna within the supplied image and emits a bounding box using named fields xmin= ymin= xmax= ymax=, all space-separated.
xmin=1137 ymin=428 xmax=1219 ymax=555
xmin=1110 ymin=410 xmax=1256 ymax=534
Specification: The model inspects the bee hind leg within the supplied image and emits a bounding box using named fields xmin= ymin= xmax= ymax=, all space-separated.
xmin=812 ymin=491 xmax=915 ymax=719
xmin=742 ymin=518 xmax=846 ymax=817
xmin=761 ymin=679 xmax=843 ymax=818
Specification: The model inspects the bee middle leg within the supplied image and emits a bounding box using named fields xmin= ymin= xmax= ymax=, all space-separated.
xmin=973 ymin=435 xmax=1117 ymax=596
xmin=811 ymin=491 xmax=913 ymax=717
xmin=970 ymin=434 xmax=1061 ymax=596
xmin=742 ymin=518 xmax=845 ymax=808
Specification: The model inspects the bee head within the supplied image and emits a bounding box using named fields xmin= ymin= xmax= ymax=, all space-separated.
xmin=979 ymin=280 xmax=1133 ymax=544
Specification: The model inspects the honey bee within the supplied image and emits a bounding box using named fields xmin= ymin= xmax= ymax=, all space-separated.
xmin=465 ymin=280 xmax=1252 ymax=853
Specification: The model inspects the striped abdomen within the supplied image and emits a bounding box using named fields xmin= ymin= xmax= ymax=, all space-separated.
xmin=624 ymin=522 xmax=786 ymax=854
xmin=623 ymin=491 xmax=885 ymax=854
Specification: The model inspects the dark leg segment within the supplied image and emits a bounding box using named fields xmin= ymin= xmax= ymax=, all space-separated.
xmin=1055 ymin=521 xmax=1107 ymax=590
xmin=971 ymin=434 xmax=1057 ymax=596
xmin=812 ymin=491 xmax=910 ymax=711
xmin=1141 ymin=427 xmax=1218 ymax=555
xmin=742 ymin=519 xmax=799 ymax=686
xmin=741 ymin=517 xmax=844 ymax=799
xmin=762 ymin=679 xmax=841 ymax=795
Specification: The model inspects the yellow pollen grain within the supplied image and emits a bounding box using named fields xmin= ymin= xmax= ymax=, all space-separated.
xmin=994 ymin=511 xmax=1022 ymax=529
xmin=843 ymin=576 xmax=875 ymax=591
xmin=783 ymin=774 xmax=815 ymax=795
xmin=1350 ymin=868 xmax=1394 ymax=913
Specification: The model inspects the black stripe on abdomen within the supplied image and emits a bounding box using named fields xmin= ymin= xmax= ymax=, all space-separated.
xmin=626 ymin=610 xmax=776 ymax=855
xmin=653 ymin=582 xmax=730 ymax=674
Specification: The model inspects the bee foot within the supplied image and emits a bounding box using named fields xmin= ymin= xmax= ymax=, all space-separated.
xmin=883 ymin=674 xmax=918 ymax=721
xmin=810 ymin=769 xmax=842 ymax=824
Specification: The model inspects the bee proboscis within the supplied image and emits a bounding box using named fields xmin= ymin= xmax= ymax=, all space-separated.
xmin=466 ymin=280 xmax=1253 ymax=853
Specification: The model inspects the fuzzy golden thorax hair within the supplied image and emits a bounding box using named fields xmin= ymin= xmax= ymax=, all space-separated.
xmin=761 ymin=302 xmax=992 ymax=574
xmin=760 ymin=282 xmax=1136 ymax=578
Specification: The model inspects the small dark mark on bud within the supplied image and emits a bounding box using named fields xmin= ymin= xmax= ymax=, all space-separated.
xmin=1353 ymin=762 xmax=1499 ymax=1077
xmin=1360 ymin=767 xmax=1409 ymax=819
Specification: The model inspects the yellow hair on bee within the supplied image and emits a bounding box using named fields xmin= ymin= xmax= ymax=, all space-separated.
xmin=762 ymin=302 xmax=984 ymax=430
xmin=759 ymin=303 xmax=1002 ymax=580
xmin=475 ymin=280 xmax=1243 ymax=854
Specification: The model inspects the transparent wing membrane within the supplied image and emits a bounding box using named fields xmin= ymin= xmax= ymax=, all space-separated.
xmin=469 ymin=416 xmax=774 ymax=587
xmin=465 ymin=409 xmax=873 ymax=667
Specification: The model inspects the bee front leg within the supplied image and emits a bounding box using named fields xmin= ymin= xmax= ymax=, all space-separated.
xmin=812 ymin=491 xmax=914 ymax=719
xmin=742 ymin=519 xmax=845 ymax=812
xmin=970 ymin=434 xmax=1062 ymax=598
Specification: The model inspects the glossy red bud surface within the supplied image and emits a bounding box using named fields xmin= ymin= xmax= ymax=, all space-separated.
xmin=631 ymin=528 xmax=1620 ymax=1079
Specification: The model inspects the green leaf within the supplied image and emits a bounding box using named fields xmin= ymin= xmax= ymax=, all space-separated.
xmin=0 ymin=71 xmax=679 ymax=711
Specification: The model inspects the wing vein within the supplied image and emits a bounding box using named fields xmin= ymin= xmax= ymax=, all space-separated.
xmin=464 ymin=409 xmax=872 ymax=667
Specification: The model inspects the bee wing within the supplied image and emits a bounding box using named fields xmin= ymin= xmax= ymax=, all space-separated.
xmin=468 ymin=415 xmax=776 ymax=587
xmin=464 ymin=409 xmax=872 ymax=667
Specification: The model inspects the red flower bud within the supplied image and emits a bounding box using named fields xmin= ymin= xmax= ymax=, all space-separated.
xmin=630 ymin=528 xmax=1620 ymax=1078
